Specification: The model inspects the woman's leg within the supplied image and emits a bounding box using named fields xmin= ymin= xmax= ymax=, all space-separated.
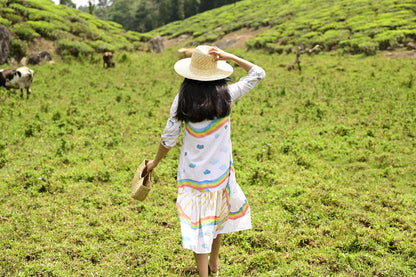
xmin=209 ymin=234 xmax=222 ymax=272
xmin=194 ymin=252 xmax=209 ymax=277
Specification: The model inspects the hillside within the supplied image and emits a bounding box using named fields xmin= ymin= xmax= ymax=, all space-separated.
xmin=150 ymin=0 xmax=416 ymax=55
xmin=1 ymin=0 xmax=416 ymax=62
xmin=0 ymin=0 xmax=150 ymax=60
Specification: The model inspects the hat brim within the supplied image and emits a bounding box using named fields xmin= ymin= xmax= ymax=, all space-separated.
xmin=174 ymin=58 xmax=233 ymax=81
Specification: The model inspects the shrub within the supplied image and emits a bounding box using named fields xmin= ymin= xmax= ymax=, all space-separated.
xmin=0 ymin=17 xmax=11 ymax=27
xmin=10 ymin=39 xmax=28 ymax=60
xmin=8 ymin=3 xmax=27 ymax=14
xmin=340 ymin=36 xmax=378 ymax=55
xmin=89 ymin=40 xmax=115 ymax=53
xmin=1 ymin=9 xmax=22 ymax=24
xmin=374 ymin=30 xmax=407 ymax=50
xmin=247 ymin=35 xmax=278 ymax=49
xmin=318 ymin=22 xmax=345 ymax=32
xmin=12 ymin=23 xmax=40 ymax=40
xmin=56 ymin=39 xmax=94 ymax=57
xmin=319 ymin=29 xmax=351 ymax=50
xmin=125 ymin=31 xmax=152 ymax=42
xmin=26 ymin=20 xmax=60 ymax=39
xmin=26 ymin=8 xmax=63 ymax=22
xmin=70 ymin=21 xmax=90 ymax=36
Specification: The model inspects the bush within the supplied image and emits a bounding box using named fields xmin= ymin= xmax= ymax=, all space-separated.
xmin=12 ymin=23 xmax=40 ymax=40
xmin=2 ymin=10 xmax=22 ymax=24
xmin=319 ymin=29 xmax=350 ymax=50
xmin=26 ymin=7 xmax=63 ymax=22
xmin=89 ymin=40 xmax=115 ymax=53
xmin=56 ymin=39 xmax=94 ymax=57
xmin=10 ymin=39 xmax=28 ymax=60
xmin=374 ymin=30 xmax=410 ymax=50
xmin=125 ymin=31 xmax=152 ymax=42
xmin=340 ymin=36 xmax=378 ymax=55
xmin=0 ymin=17 xmax=11 ymax=27
xmin=26 ymin=20 xmax=61 ymax=39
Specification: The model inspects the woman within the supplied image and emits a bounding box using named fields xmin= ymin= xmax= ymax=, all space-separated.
xmin=147 ymin=45 xmax=265 ymax=276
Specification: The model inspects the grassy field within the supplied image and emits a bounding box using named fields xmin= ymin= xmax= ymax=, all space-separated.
xmin=0 ymin=48 xmax=415 ymax=276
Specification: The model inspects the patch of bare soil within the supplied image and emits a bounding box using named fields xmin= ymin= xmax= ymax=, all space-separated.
xmin=381 ymin=50 xmax=416 ymax=58
xmin=29 ymin=38 xmax=57 ymax=56
xmin=214 ymin=27 xmax=269 ymax=48
xmin=163 ymin=27 xmax=269 ymax=49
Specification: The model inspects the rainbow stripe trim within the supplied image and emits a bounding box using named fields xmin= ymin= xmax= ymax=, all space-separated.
xmin=177 ymin=204 xmax=229 ymax=231
xmin=177 ymin=182 xmax=250 ymax=231
xmin=223 ymin=183 xmax=250 ymax=220
xmin=185 ymin=116 xmax=229 ymax=138
xmin=177 ymin=163 xmax=234 ymax=192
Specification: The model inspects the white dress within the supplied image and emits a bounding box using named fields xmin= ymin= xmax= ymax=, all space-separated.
xmin=161 ymin=65 xmax=266 ymax=254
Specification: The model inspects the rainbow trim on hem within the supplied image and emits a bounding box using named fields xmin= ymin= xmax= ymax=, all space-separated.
xmin=177 ymin=182 xmax=250 ymax=231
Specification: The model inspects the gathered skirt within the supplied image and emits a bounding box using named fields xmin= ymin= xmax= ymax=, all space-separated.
xmin=176 ymin=175 xmax=252 ymax=254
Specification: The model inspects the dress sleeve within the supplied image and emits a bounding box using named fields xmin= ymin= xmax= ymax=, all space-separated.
xmin=228 ymin=65 xmax=266 ymax=102
xmin=161 ymin=94 xmax=182 ymax=149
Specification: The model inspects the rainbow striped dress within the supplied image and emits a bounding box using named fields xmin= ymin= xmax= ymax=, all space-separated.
xmin=161 ymin=65 xmax=265 ymax=253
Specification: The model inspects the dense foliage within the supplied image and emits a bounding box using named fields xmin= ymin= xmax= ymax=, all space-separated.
xmin=0 ymin=48 xmax=415 ymax=276
xmin=88 ymin=0 xmax=242 ymax=32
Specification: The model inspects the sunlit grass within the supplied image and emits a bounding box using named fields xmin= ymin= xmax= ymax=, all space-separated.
xmin=0 ymin=49 xmax=415 ymax=275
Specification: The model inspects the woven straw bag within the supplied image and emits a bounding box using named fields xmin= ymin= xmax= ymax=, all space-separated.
xmin=131 ymin=159 xmax=151 ymax=201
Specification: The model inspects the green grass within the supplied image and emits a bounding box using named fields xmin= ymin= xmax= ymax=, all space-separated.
xmin=0 ymin=49 xmax=415 ymax=276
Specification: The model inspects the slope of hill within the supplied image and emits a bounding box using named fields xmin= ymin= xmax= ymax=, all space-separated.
xmin=150 ymin=0 xmax=416 ymax=55
xmin=0 ymin=0 xmax=150 ymax=60
xmin=1 ymin=0 xmax=415 ymax=61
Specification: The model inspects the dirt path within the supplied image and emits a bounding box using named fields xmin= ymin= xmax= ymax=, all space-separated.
xmin=163 ymin=27 xmax=269 ymax=49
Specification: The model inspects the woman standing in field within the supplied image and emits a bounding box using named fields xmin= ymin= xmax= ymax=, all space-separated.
xmin=146 ymin=45 xmax=265 ymax=276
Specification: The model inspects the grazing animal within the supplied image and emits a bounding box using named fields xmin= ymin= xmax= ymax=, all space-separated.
xmin=178 ymin=48 xmax=194 ymax=60
xmin=286 ymin=52 xmax=302 ymax=71
xmin=103 ymin=52 xmax=115 ymax=68
xmin=0 ymin=66 xmax=34 ymax=98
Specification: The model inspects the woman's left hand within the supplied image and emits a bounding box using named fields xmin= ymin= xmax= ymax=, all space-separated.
xmin=146 ymin=160 xmax=157 ymax=173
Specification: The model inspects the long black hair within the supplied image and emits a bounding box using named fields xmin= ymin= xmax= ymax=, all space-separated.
xmin=175 ymin=78 xmax=231 ymax=122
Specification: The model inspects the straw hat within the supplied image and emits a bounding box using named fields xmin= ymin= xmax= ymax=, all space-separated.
xmin=131 ymin=159 xmax=151 ymax=201
xmin=174 ymin=45 xmax=233 ymax=81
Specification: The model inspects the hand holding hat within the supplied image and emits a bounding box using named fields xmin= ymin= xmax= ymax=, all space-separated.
xmin=207 ymin=46 xmax=235 ymax=62
xmin=174 ymin=45 xmax=234 ymax=81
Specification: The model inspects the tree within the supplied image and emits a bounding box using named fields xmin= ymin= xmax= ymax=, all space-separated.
xmin=135 ymin=1 xmax=158 ymax=32
xmin=184 ymin=0 xmax=200 ymax=18
xmin=106 ymin=0 xmax=138 ymax=31
xmin=59 ymin=0 xmax=76 ymax=9
xmin=88 ymin=1 xmax=96 ymax=14
xmin=97 ymin=0 xmax=112 ymax=7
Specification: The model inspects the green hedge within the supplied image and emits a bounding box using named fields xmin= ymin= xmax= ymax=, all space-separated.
xmin=56 ymin=39 xmax=94 ymax=57
xmin=12 ymin=23 xmax=40 ymax=40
